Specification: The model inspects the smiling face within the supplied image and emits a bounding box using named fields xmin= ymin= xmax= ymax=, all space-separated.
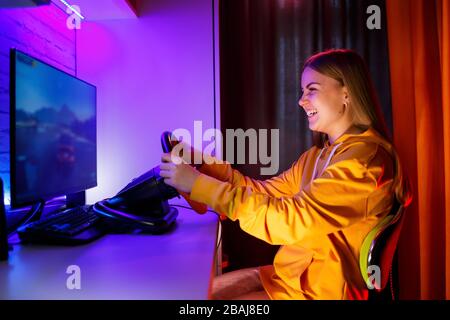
xmin=299 ymin=67 xmax=351 ymax=139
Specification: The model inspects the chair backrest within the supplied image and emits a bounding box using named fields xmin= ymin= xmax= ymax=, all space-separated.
xmin=359 ymin=198 xmax=406 ymax=292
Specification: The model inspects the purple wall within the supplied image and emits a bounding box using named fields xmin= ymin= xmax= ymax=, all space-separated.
xmin=0 ymin=3 xmax=76 ymax=204
xmin=77 ymin=0 xmax=215 ymax=203
xmin=0 ymin=0 xmax=215 ymax=205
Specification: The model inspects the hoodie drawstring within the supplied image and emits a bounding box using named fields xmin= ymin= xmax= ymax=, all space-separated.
xmin=311 ymin=143 xmax=343 ymax=184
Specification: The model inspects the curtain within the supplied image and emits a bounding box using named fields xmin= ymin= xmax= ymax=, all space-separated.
xmin=386 ymin=0 xmax=450 ymax=299
xmin=219 ymin=0 xmax=393 ymax=272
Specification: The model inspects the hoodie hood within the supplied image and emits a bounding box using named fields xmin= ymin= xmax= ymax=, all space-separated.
xmin=323 ymin=126 xmax=412 ymax=207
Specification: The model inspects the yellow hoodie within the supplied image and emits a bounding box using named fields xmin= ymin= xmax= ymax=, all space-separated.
xmin=190 ymin=127 xmax=410 ymax=300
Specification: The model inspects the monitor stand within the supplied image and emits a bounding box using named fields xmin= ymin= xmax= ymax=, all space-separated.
xmin=66 ymin=191 xmax=86 ymax=208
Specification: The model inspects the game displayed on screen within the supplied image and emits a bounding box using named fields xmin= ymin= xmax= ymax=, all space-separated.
xmin=14 ymin=51 xmax=96 ymax=204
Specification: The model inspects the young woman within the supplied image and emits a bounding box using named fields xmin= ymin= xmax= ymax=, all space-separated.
xmin=160 ymin=49 xmax=411 ymax=300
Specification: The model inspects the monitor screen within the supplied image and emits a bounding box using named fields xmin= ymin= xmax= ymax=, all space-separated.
xmin=10 ymin=49 xmax=97 ymax=208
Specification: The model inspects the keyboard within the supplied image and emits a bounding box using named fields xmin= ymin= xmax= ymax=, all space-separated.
xmin=17 ymin=205 xmax=106 ymax=245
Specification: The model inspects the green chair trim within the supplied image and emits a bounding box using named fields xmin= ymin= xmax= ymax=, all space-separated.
xmin=359 ymin=206 xmax=403 ymax=289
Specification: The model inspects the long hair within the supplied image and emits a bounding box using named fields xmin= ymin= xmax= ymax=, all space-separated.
xmin=303 ymin=49 xmax=391 ymax=148
xmin=303 ymin=49 xmax=412 ymax=206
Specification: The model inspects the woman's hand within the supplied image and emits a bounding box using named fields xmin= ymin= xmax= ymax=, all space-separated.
xmin=171 ymin=141 xmax=205 ymax=168
xmin=160 ymin=153 xmax=201 ymax=193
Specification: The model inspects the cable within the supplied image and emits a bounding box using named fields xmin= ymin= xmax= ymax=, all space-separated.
xmin=6 ymin=197 xmax=68 ymax=237
xmin=170 ymin=204 xmax=217 ymax=214
xmin=170 ymin=203 xmax=223 ymax=258
xmin=214 ymin=219 xmax=223 ymax=277
xmin=169 ymin=204 xmax=222 ymax=244
xmin=6 ymin=200 xmax=45 ymax=236
xmin=216 ymin=219 xmax=222 ymax=252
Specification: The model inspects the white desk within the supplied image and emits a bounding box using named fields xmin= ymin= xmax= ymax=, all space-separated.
xmin=0 ymin=206 xmax=219 ymax=300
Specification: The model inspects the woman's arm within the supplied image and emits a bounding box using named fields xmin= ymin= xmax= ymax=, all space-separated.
xmin=168 ymin=143 xmax=306 ymax=197
xmin=197 ymin=153 xmax=307 ymax=198
xmin=189 ymin=144 xmax=394 ymax=245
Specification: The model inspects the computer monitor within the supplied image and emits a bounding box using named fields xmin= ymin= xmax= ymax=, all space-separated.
xmin=9 ymin=49 xmax=97 ymax=209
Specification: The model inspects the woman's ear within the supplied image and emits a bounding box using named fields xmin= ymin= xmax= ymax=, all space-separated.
xmin=342 ymin=86 xmax=350 ymax=104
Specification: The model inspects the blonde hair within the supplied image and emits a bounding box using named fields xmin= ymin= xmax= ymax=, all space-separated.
xmin=303 ymin=49 xmax=391 ymax=147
